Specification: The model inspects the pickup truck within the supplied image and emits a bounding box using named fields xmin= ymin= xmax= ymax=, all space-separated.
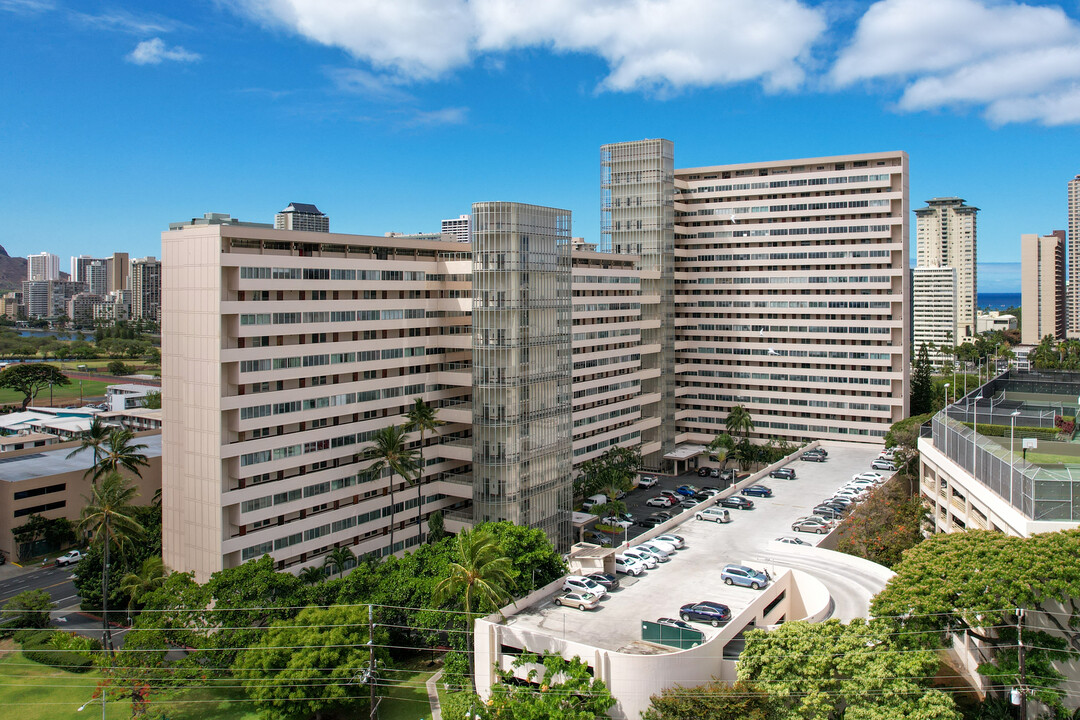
xmin=55 ymin=550 xmax=83 ymax=567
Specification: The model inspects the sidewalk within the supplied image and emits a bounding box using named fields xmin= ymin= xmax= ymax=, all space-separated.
xmin=425 ymin=668 xmax=444 ymax=720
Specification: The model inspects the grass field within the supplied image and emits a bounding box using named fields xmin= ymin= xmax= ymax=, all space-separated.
xmin=0 ymin=379 xmax=112 ymax=407
xmin=379 ymin=655 xmax=439 ymax=720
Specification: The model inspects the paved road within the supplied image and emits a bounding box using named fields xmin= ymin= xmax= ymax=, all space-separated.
xmin=0 ymin=563 xmax=80 ymax=609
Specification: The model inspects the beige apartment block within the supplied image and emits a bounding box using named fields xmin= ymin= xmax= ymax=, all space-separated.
xmin=915 ymin=197 xmax=978 ymax=341
xmin=912 ymin=266 xmax=958 ymax=365
xmin=130 ymin=256 xmax=162 ymax=322
xmin=162 ymin=225 xmax=475 ymax=581
xmin=671 ymin=150 xmax=910 ymax=444
xmin=1021 ymin=231 xmax=1066 ymax=345
xmin=1069 ymin=175 xmax=1080 ymax=336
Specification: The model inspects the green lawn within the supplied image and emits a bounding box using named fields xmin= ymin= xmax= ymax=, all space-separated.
xmin=0 ymin=379 xmax=112 ymax=407
xmin=379 ymin=656 xmax=438 ymax=720
xmin=0 ymin=644 xmax=260 ymax=720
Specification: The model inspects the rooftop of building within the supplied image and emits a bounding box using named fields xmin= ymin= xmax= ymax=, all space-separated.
xmin=279 ymin=203 xmax=324 ymax=216
xmin=169 ymin=212 xmax=273 ymax=230
xmin=0 ymin=431 xmax=161 ymax=482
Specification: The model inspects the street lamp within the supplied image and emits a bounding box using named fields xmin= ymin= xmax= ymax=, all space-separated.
xmin=1010 ymin=410 xmax=1022 ymax=499
xmin=943 ymin=383 xmax=951 ymax=458
xmin=971 ymin=394 xmax=983 ymax=481
xmin=77 ymin=686 xmax=105 ymax=720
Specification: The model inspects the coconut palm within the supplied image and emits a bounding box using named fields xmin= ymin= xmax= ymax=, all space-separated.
xmin=323 ymin=545 xmax=355 ymax=580
xmin=404 ymin=398 xmax=443 ymax=544
xmin=66 ymin=416 xmax=111 ymax=476
xmin=725 ymin=404 xmax=755 ymax=441
xmin=433 ymin=527 xmax=515 ymax=687
xmin=88 ymin=429 xmax=150 ymax=485
xmin=118 ymin=556 xmax=166 ymax=613
xmin=361 ymin=424 xmax=419 ymax=557
xmin=299 ymin=565 xmax=325 ymax=585
xmin=79 ymin=472 xmax=144 ymax=654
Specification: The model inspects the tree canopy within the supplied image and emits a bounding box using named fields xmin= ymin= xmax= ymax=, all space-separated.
xmin=480 ymin=652 xmax=616 ymax=720
xmin=642 ymin=680 xmax=779 ymax=720
xmin=910 ymin=343 xmax=934 ymax=416
xmin=0 ymin=362 xmax=70 ymax=409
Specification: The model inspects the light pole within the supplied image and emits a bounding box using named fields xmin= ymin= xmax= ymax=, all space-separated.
xmin=943 ymin=383 xmax=951 ymax=458
xmin=1010 ymin=409 xmax=1022 ymax=501
xmin=77 ymin=686 xmax=105 ymax=720
xmin=972 ymin=393 xmax=983 ymax=481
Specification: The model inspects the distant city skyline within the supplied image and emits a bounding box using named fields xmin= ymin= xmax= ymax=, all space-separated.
xmin=2 ymin=1 xmax=1079 ymax=264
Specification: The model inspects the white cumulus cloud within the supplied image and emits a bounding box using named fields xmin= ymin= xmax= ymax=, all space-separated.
xmin=226 ymin=0 xmax=827 ymax=93
xmin=833 ymin=0 xmax=1080 ymax=125
xmin=127 ymin=37 xmax=201 ymax=65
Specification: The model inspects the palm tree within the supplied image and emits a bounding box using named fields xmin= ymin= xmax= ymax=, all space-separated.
xmin=323 ymin=545 xmax=355 ymax=580
xmin=118 ymin=556 xmax=165 ymax=614
xmin=404 ymin=398 xmax=443 ymax=544
xmin=299 ymin=565 xmax=325 ymax=585
xmin=361 ymin=424 xmax=419 ymax=557
xmin=67 ymin=416 xmax=111 ymax=476
xmin=725 ymin=405 xmax=755 ymax=441
xmin=88 ymin=429 xmax=150 ymax=485
xmin=79 ymin=473 xmax=144 ymax=654
xmin=433 ymin=528 xmax=515 ymax=687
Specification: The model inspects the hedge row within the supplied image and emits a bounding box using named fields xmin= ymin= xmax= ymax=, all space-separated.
xmin=960 ymin=422 xmax=1062 ymax=441
xmin=15 ymin=629 xmax=95 ymax=673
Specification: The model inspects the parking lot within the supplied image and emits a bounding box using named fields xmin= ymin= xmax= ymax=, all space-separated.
xmin=511 ymin=441 xmax=889 ymax=651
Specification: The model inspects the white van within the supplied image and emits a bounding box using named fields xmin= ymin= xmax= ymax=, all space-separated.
xmin=581 ymin=494 xmax=607 ymax=512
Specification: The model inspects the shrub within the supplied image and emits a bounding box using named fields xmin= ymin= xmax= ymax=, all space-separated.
xmin=17 ymin=629 xmax=97 ymax=672
xmin=107 ymin=360 xmax=131 ymax=375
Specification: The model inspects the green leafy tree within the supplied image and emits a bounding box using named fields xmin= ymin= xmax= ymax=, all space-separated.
xmin=235 ymin=605 xmax=385 ymax=720
xmin=910 ymin=343 xmax=934 ymax=415
xmin=725 ymin=404 xmax=755 ymax=440
xmin=871 ymin=529 xmax=1080 ymax=711
xmin=87 ymin=429 xmax=149 ymax=484
xmin=433 ymin=527 xmax=515 ymax=686
xmin=141 ymin=390 xmax=161 ymax=409
xmin=481 ymin=652 xmax=616 ymax=720
xmin=738 ymin=619 xmax=961 ymax=720
xmin=835 ymin=478 xmax=926 ymax=568
xmin=404 ymin=397 xmax=443 ymax=543
xmin=643 ymin=680 xmax=778 ymax=720
xmin=485 ymin=521 xmax=568 ymax=594
xmin=361 ymin=424 xmax=419 ymax=556
xmin=575 ymin=446 xmax=641 ymax=501
xmin=0 ymin=363 xmax=70 ymax=409
xmin=107 ymin=359 xmax=131 ymax=375
xmin=11 ymin=514 xmax=76 ymax=559
xmin=66 ymin=415 xmax=112 ymax=470
xmin=117 ymin=556 xmax=166 ymax=613
xmin=323 ymin=545 xmax=355 ymax=580
xmin=298 ymin=565 xmax=325 ymax=585
xmin=78 ymin=472 xmax=144 ymax=652
xmin=1 ymin=589 xmax=54 ymax=630
xmin=427 ymin=509 xmax=446 ymax=543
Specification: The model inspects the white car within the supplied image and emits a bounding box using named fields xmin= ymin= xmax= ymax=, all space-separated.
xmin=615 ymin=555 xmax=645 ymax=576
xmin=563 ymin=575 xmax=609 ymax=598
xmin=646 ymin=496 xmax=676 ymax=508
xmin=637 ymin=475 xmax=659 ymax=489
xmin=654 ymin=533 xmax=685 ymax=548
xmin=55 ymin=550 xmax=83 ymax=567
xmin=853 ymin=472 xmax=885 ymax=483
xmin=639 ymin=537 xmax=677 ymax=554
xmin=622 ymin=548 xmax=659 ymax=568
xmin=871 ymin=459 xmax=897 ymax=471
xmin=775 ymin=536 xmax=809 ymax=545
xmin=845 ymin=479 xmax=875 ymax=490
xmin=600 ymin=516 xmax=634 ymax=529
xmin=632 ymin=544 xmax=671 ymax=563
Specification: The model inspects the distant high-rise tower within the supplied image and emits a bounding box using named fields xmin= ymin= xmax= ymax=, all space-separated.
xmin=107 ymin=252 xmax=129 ymax=293
xmin=915 ymin=197 xmax=978 ymax=342
xmin=441 ymin=214 xmax=471 ymax=242
xmin=86 ymin=261 xmax=108 ymax=296
xmin=27 ymin=252 xmax=60 ymax=281
xmin=1068 ymin=175 xmax=1080 ymax=336
xmin=912 ymin=267 xmax=958 ymax=364
xmin=71 ymin=255 xmax=105 ymax=283
xmin=1022 ymin=231 xmax=1067 ymax=345
xmin=130 ymin=256 xmax=162 ymax=322
xmin=275 ymin=203 xmax=329 ymax=233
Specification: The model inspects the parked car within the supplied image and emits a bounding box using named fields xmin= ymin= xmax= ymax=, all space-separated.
xmin=584 ymin=531 xmax=613 ymax=546
xmin=718 ymin=495 xmax=755 ymax=510
xmin=801 ymin=452 xmax=827 ymax=462
xmin=588 ymin=572 xmax=621 ymax=591
xmin=696 ymin=507 xmax=731 ymax=523
xmin=55 ymin=550 xmax=83 ymax=567
xmin=564 ymin=575 xmax=609 ymax=598
xmin=700 ymin=488 xmax=722 ymax=498
xmin=769 ymin=467 xmax=796 ymax=480
xmin=636 ymin=516 xmax=665 ymax=529
xmin=679 ymin=601 xmax=732 ymax=626
xmin=871 ymin=459 xmax=897 ymax=471
xmin=638 ymin=475 xmax=659 ymax=489
xmin=721 ymin=564 xmax=770 ymax=590
xmin=710 ymin=467 xmax=721 ymax=478
xmin=679 ymin=497 xmax=700 ymax=509
xmin=853 ymin=472 xmax=885 ymax=483
xmin=792 ymin=518 xmax=831 ymax=534
xmin=659 ymin=490 xmax=681 ymax=500
xmin=675 ymin=485 xmax=699 ymax=497
xmin=654 ymin=533 xmax=685 ymax=548
xmin=554 ymin=591 xmax=599 ymax=611
xmin=656 ymin=617 xmax=696 ymax=632
xmin=646 ymin=496 xmax=676 ymax=508
xmin=741 ymin=485 xmax=774 ymax=498
xmin=811 ymin=506 xmax=844 ymax=520
xmin=808 ymin=447 xmax=829 ymax=457
xmin=581 ymin=494 xmax=607 ymax=512
xmin=622 ymin=548 xmax=658 ymax=569
xmin=640 ymin=537 xmax=677 ymax=554
xmin=631 ymin=544 xmax=670 ymax=563
xmin=795 ymin=515 xmax=838 ymax=528
xmin=775 ymin=536 xmax=809 ymax=545
xmin=654 ymin=510 xmax=676 ymax=521
xmin=698 ymin=467 xmax=710 ymax=477
xmin=615 ymin=555 xmax=644 ymax=576
xmin=719 ymin=469 xmax=749 ymax=483
xmin=600 ymin=515 xmax=634 ymax=529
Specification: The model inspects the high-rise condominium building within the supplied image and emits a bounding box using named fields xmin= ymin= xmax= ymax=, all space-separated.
xmin=1069 ymin=175 xmax=1080 ymax=336
xmin=129 ymin=256 xmax=161 ymax=322
xmin=71 ymin=255 xmax=106 ymax=284
xmin=1021 ymin=231 xmax=1067 ymax=345
xmin=911 ymin=267 xmax=958 ymax=363
xmin=914 ymin=198 xmax=978 ymax=342
xmin=22 ymin=280 xmax=85 ymax=318
xmin=441 ymin=214 xmax=471 ymax=242
xmin=106 ymin=252 xmax=129 ymax=294
xmin=27 ymin=252 xmax=60 ymax=281
xmin=86 ymin=261 xmax=107 ymax=296
xmin=275 ymin=203 xmax=329 ymax=233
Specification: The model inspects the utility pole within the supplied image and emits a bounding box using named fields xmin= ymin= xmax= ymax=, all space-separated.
xmin=368 ymin=604 xmax=379 ymax=720
xmin=1016 ymin=608 xmax=1027 ymax=720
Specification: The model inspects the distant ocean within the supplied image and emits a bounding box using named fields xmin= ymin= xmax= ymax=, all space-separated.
xmin=978 ymin=292 xmax=1021 ymax=311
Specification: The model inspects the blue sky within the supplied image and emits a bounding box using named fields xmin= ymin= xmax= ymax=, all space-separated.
xmin=2 ymin=0 xmax=1079 ymax=292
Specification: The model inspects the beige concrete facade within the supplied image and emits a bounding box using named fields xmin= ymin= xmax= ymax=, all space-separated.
xmin=915 ymin=197 xmax=978 ymax=341
xmin=0 ymin=432 xmax=161 ymax=560
xmin=672 ymin=151 xmax=910 ymax=444
xmin=1021 ymin=231 xmax=1066 ymax=345
xmin=912 ymin=266 xmax=958 ymax=365
xmin=1068 ymin=175 xmax=1080 ymax=336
